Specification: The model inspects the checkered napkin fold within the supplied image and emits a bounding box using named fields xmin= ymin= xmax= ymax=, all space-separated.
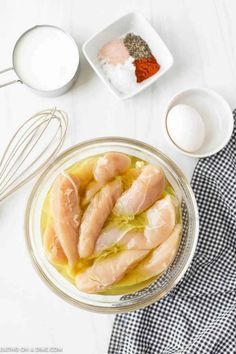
xmin=108 ymin=111 xmax=236 ymax=354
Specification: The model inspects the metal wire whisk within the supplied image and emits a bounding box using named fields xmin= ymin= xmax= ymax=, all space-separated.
xmin=0 ymin=108 xmax=68 ymax=202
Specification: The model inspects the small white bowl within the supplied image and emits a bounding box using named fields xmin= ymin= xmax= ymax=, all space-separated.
xmin=164 ymin=88 xmax=234 ymax=158
xmin=82 ymin=12 xmax=173 ymax=99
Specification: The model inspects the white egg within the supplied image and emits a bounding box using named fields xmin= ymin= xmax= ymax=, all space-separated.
xmin=167 ymin=104 xmax=206 ymax=153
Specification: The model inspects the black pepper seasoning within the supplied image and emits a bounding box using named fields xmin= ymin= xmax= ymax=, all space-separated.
xmin=124 ymin=33 xmax=152 ymax=59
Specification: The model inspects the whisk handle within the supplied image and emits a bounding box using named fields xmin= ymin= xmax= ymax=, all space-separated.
xmin=0 ymin=67 xmax=22 ymax=88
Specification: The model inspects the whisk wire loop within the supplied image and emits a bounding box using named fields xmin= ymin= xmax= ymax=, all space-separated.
xmin=0 ymin=108 xmax=68 ymax=201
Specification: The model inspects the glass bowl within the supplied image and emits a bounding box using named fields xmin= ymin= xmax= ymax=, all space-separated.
xmin=25 ymin=137 xmax=199 ymax=313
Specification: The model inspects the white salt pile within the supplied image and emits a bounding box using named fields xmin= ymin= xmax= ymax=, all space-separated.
xmin=99 ymin=57 xmax=137 ymax=94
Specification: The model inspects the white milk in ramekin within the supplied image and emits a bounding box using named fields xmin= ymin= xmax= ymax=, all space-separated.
xmin=1 ymin=25 xmax=80 ymax=96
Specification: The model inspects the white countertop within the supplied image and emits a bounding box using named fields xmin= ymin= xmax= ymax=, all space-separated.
xmin=0 ymin=1 xmax=236 ymax=353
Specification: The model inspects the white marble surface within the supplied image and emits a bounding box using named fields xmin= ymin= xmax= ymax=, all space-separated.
xmin=0 ymin=0 xmax=236 ymax=353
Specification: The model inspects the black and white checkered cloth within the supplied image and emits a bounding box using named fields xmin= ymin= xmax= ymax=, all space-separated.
xmin=108 ymin=111 xmax=236 ymax=354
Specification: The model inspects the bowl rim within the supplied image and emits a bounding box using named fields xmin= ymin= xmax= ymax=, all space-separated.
xmin=163 ymin=87 xmax=234 ymax=158
xmin=24 ymin=136 xmax=199 ymax=313
xmin=82 ymin=11 xmax=174 ymax=100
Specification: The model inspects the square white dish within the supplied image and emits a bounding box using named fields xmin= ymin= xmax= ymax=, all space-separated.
xmin=82 ymin=12 xmax=174 ymax=99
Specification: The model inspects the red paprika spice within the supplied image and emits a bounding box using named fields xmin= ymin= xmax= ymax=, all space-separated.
xmin=134 ymin=56 xmax=160 ymax=83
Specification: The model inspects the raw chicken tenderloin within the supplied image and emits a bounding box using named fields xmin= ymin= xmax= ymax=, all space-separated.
xmin=140 ymin=224 xmax=181 ymax=276
xmin=76 ymin=249 xmax=149 ymax=293
xmin=114 ymin=165 xmax=165 ymax=216
xmin=43 ymin=223 xmax=67 ymax=265
xmin=78 ymin=179 xmax=123 ymax=258
xmin=94 ymin=152 xmax=131 ymax=184
xmin=82 ymin=180 xmax=104 ymax=206
xmin=94 ymin=227 xmax=143 ymax=255
xmin=143 ymin=195 xmax=177 ymax=246
xmin=94 ymin=195 xmax=176 ymax=255
xmin=83 ymin=159 xmax=140 ymax=206
xmin=94 ymin=227 xmax=126 ymax=255
xmin=50 ymin=173 xmax=81 ymax=267
xmin=116 ymin=224 xmax=182 ymax=287
xmin=119 ymin=195 xmax=177 ymax=250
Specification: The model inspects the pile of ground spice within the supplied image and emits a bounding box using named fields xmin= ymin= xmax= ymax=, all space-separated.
xmin=134 ymin=57 xmax=160 ymax=83
xmin=124 ymin=33 xmax=160 ymax=83
xmin=124 ymin=33 xmax=152 ymax=59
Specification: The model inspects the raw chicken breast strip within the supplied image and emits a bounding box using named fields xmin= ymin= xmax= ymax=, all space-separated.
xmin=50 ymin=173 xmax=81 ymax=267
xmin=82 ymin=153 xmax=131 ymax=206
xmin=119 ymin=195 xmax=177 ymax=250
xmin=78 ymin=179 xmax=123 ymax=258
xmin=114 ymin=165 xmax=165 ymax=216
xmin=138 ymin=224 xmax=181 ymax=276
xmin=82 ymin=180 xmax=104 ymax=206
xmin=94 ymin=152 xmax=131 ymax=184
xmin=94 ymin=227 xmax=127 ymax=255
xmin=116 ymin=224 xmax=182 ymax=287
xmin=76 ymin=249 xmax=148 ymax=293
xmin=43 ymin=223 xmax=67 ymax=265
xmin=94 ymin=195 xmax=176 ymax=254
